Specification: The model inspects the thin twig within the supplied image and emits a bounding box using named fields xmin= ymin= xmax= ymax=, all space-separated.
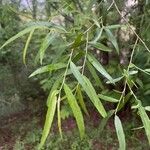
xmin=113 ymin=0 xmax=150 ymax=53
xmin=115 ymin=38 xmax=138 ymax=114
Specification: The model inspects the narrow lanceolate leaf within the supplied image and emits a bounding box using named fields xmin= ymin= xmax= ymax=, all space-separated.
xmin=40 ymin=32 xmax=57 ymax=64
xmin=0 ymin=27 xmax=35 ymax=50
xmin=29 ymin=63 xmax=66 ymax=77
xmin=144 ymin=69 xmax=150 ymax=72
xmin=70 ymin=62 xmax=107 ymax=118
xmin=23 ymin=29 xmax=35 ymax=65
xmin=0 ymin=22 xmax=66 ymax=50
xmin=114 ymin=115 xmax=126 ymax=150
xmin=106 ymin=24 xmax=126 ymax=29
xmin=83 ymin=76 xmax=107 ymax=118
xmin=106 ymin=76 xmax=123 ymax=84
xmin=138 ymin=105 xmax=150 ymax=145
xmin=145 ymin=106 xmax=150 ymax=112
xmin=87 ymin=61 xmax=104 ymax=89
xmin=92 ymin=27 xmax=103 ymax=43
xmin=89 ymin=42 xmax=112 ymax=52
xmin=64 ymin=84 xmax=85 ymax=139
xmin=25 ymin=21 xmax=66 ymax=32
xmin=57 ymin=96 xmax=62 ymax=138
xmin=38 ymin=90 xmax=58 ymax=150
xmin=87 ymin=54 xmax=114 ymax=83
xmin=76 ymin=85 xmax=89 ymax=116
xmin=98 ymin=94 xmax=119 ymax=103
xmin=104 ymin=28 xmax=119 ymax=54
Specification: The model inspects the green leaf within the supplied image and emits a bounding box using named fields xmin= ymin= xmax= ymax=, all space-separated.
xmin=99 ymin=110 xmax=115 ymax=133
xmin=114 ymin=115 xmax=126 ymax=150
xmin=98 ymin=94 xmax=119 ymax=103
xmin=138 ymin=104 xmax=150 ymax=145
xmin=89 ymin=42 xmax=112 ymax=52
xmin=106 ymin=24 xmax=126 ymax=29
xmin=144 ymin=69 xmax=150 ymax=72
xmin=70 ymin=62 xmax=107 ymax=118
xmin=87 ymin=61 xmax=104 ymax=89
xmin=0 ymin=22 xmax=66 ymax=50
xmin=83 ymin=76 xmax=107 ymax=118
xmin=64 ymin=84 xmax=85 ymax=139
xmin=92 ymin=15 xmax=100 ymax=28
xmin=145 ymin=106 xmax=150 ymax=112
xmin=38 ymin=90 xmax=58 ymax=150
xmin=29 ymin=63 xmax=66 ymax=77
xmin=40 ymin=32 xmax=57 ymax=64
xmin=46 ymin=76 xmax=62 ymax=107
xmin=71 ymin=34 xmax=83 ymax=48
xmin=23 ymin=29 xmax=35 ymax=65
xmin=87 ymin=54 xmax=114 ymax=83
xmin=106 ymin=76 xmax=123 ymax=84
xmin=0 ymin=27 xmax=35 ymax=50
xmin=25 ymin=21 xmax=66 ymax=32
xmin=117 ymin=92 xmax=131 ymax=112
xmin=92 ymin=27 xmax=103 ymax=43
xmin=57 ymin=96 xmax=62 ymax=138
xmin=104 ymin=28 xmax=119 ymax=54
xmin=76 ymin=85 xmax=89 ymax=116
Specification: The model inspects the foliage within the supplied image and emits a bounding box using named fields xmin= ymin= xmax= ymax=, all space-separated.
xmin=1 ymin=0 xmax=150 ymax=149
